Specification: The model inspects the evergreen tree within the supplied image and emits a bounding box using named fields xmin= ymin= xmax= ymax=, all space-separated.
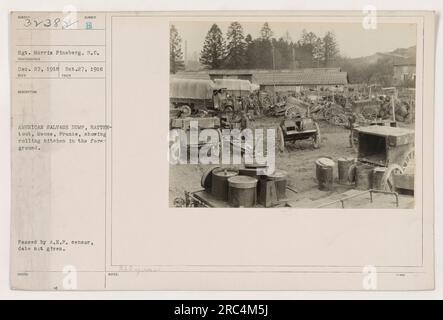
xmin=200 ymin=24 xmax=226 ymax=69
xmin=322 ymin=31 xmax=339 ymax=67
xmin=224 ymin=22 xmax=247 ymax=69
xmin=169 ymin=24 xmax=184 ymax=73
xmin=260 ymin=22 xmax=274 ymax=40
xmin=257 ymin=22 xmax=274 ymax=69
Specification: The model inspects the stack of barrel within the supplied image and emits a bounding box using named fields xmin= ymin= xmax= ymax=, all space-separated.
xmin=315 ymin=157 xmax=386 ymax=191
xmin=205 ymin=164 xmax=289 ymax=208
xmin=209 ymin=166 xmax=258 ymax=207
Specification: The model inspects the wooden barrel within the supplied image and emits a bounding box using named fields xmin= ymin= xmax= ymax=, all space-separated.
xmin=355 ymin=164 xmax=374 ymax=190
xmin=264 ymin=169 xmax=288 ymax=200
xmin=315 ymin=158 xmax=335 ymax=191
xmin=211 ymin=168 xmax=239 ymax=200
xmin=337 ymin=157 xmax=355 ymax=184
xmin=228 ymin=175 xmax=258 ymax=207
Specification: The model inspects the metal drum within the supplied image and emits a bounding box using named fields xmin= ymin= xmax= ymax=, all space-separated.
xmin=264 ymin=169 xmax=288 ymax=201
xmin=228 ymin=175 xmax=258 ymax=207
xmin=201 ymin=166 xmax=220 ymax=191
xmin=315 ymin=157 xmax=335 ymax=191
xmin=211 ymin=168 xmax=239 ymax=200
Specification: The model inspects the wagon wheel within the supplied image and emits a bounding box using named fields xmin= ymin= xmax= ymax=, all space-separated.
xmin=262 ymin=96 xmax=272 ymax=108
xmin=381 ymin=164 xmax=404 ymax=192
xmin=285 ymin=106 xmax=301 ymax=119
xmin=223 ymin=105 xmax=234 ymax=113
xmin=349 ymin=128 xmax=359 ymax=152
xmin=173 ymin=197 xmax=186 ymax=207
xmin=401 ymin=149 xmax=415 ymax=174
xmin=313 ymin=122 xmax=321 ymax=149
xmin=179 ymin=105 xmax=192 ymax=117
xmin=276 ymin=126 xmax=285 ymax=153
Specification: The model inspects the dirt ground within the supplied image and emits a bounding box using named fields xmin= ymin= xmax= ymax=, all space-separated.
xmin=169 ymin=116 xmax=415 ymax=208
xmin=169 ymin=116 xmax=358 ymax=206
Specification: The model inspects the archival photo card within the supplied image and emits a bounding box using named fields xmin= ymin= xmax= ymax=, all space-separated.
xmin=10 ymin=11 xmax=434 ymax=291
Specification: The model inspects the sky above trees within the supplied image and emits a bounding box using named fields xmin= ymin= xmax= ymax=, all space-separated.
xmin=170 ymin=21 xmax=417 ymax=86
xmin=171 ymin=22 xmax=344 ymax=70
xmin=172 ymin=21 xmax=416 ymax=59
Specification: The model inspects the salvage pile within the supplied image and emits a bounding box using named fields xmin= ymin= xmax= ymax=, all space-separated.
xmin=309 ymin=95 xmax=413 ymax=126
xmin=311 ymin=101 xmax=349 ymax=126
xmin=378 ymin=97 xmax=413 ymax=122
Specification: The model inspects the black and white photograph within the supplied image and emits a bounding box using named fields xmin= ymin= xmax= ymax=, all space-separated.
xmin=5 ymin=7 xmax=436 ymax=295
xmin=169 ymin=20 xmax=417 ymax=209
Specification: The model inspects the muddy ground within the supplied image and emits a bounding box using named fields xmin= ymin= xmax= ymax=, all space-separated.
xmin=169 ymin=116 xmax=358 ymax=206
xmin=169 ymin=116 xmax=415 ymax=208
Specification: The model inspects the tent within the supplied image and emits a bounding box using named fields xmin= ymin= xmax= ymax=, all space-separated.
xmin=170 ymin=78 xmax=214 ymax=100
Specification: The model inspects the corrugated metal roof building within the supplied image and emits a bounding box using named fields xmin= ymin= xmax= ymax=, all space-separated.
xmin=253 ymin=70 xmax=347 ymax=85
xmin=171 ymin=71 xmax=211 ymax=80
xmin=392 ymin=57 xmax=416 ymax=87
xmin=254 ymin=69 xmax=348 ymax=92
xmin=172 ymin=68 xmax=348 ymax=92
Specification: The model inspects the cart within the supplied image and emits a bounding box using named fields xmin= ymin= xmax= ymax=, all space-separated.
xmin=174 ymin=187 xmax=300 ymax=208
xmin=349 ymin=119 xmax=397 ymax=150
xmin=351 ymin=125 xmax=415 ymax=192
xmin=275 ymin=114 xmax=321 ymax=152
